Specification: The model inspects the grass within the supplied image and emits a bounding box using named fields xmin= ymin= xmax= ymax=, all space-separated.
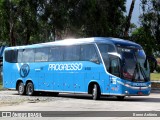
xmin=151 ymin=73 xmax=160 ymax=81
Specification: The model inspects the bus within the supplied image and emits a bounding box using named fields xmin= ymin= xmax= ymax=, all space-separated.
xmin=3 ymin=37 xmax=152 ymax=100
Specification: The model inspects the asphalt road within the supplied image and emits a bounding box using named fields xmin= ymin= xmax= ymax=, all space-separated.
xmin=0 ymin=90 xmax=160 ymax=120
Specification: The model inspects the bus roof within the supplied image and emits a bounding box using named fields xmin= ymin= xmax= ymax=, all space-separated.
xmin=6 ymin=37 xmax=142 ymax=50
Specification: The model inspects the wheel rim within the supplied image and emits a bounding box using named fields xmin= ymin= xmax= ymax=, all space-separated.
xmin=92 ymin=84 xmax=97 ymax=98
xmin=19 ymin=85 xmax=23 ymax=93
xmin=18 ymin=83 xmax=24 ymax=94
xmin=27 ymin=84 xmax=33 ymax=95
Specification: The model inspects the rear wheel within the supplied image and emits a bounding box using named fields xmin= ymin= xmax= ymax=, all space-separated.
xmin=92 ymin=84 xmax=100 ymax=100
xmin=18 ymin=82 xmax=25 ymax=95
xmin=26 ymin=82 xmax=34 ymax=96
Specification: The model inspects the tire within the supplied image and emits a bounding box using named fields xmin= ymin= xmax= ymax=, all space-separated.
xmin=116 ymin=96 xmax=125 ymax=100
xmin=92 ymin=84 xmax=100 ymax=100
xmin=26 ymin=82 xmax=34 ymax=96
xmin=18 ymin=82 xmax=25 ymax=95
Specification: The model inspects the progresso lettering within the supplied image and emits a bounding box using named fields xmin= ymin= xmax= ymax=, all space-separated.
xmin=48 ymin=63 xmax=83 ymax=71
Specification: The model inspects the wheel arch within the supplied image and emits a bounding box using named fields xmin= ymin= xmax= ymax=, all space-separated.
xmin=26 ymin=80 xmax=33 ymax=85
xmin=16 ymin=80 xmax=23 ymax=90
xmin=88 ymin=81 xmax=101 ymax=94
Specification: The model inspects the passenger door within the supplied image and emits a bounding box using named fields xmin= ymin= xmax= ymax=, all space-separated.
xmin=109 ymin=56 xmax=121 ymax=94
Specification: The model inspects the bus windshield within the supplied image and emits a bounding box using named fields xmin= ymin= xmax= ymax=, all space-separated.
xmin=118 ymin=47 xmax=150 ymax=82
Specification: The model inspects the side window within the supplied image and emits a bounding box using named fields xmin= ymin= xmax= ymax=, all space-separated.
xmin=110 ymin=57 xmax=120 ymax=77
xmin=108 ymin=44 xmax=116 ymax=52
xmin=35 ymin=48 xmax=49 ymax=62
xmin=5 ymin=50 xmax=17 ymax=63
xmin=98 ymin=44 xmax=116 ymax=71
xmin=80 ymin=44 xmax=98 ymax=62
xmin=22 ymin=49 xmax=35 ymax=62
xmin=49 ymin=47 xmax=63 ymax=61
xmin=98 ymin=44 xmax=116 ymax=53
xmin=17 ymin=50 xmax=23 ymax=63
xmin=63 ymin=46 xmax=80 ymax=61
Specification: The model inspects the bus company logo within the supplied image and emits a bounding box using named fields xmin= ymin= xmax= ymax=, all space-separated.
xmin=48 ymin=63 xmax=83 ymax=71
xmin=20 ymin=64 xmax=30 ymax=78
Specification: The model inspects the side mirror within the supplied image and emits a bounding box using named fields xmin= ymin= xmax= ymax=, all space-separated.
xmin=145 ymin=56 xmax=157 ymax=70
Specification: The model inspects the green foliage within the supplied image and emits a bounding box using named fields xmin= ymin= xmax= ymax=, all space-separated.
xmin=131 ymin=0 xmax=160 ymax=72
xmin=138 ymin=0 xmax=160 ymax=53
xmin=130 ymin=0 xmax=160 ymax=71
xmin=0 ymin=0 xmax=126 ymax=45
xmin=156 ymin=66 xmax=160 ymax=73
xmin=131 ymin=27 xmax=155 ymax=56
xmin=71 ymin=0 xmax=126 ymax=37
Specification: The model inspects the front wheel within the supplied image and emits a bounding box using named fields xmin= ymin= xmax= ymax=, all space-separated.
xmin=26 ymin=82 xmax=34 ymax=96
xmin=92 ymin=84 xmax=100 ymax=100
xmin=18 ymin=82 xmax=25 ymax=95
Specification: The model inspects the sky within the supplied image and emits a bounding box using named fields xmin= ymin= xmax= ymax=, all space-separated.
xmin=126 ymin=0 xmax=142 ymax=27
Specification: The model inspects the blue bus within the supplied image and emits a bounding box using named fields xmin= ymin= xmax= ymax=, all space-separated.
xmin=3 ymin=37 xmax=151 ymax=100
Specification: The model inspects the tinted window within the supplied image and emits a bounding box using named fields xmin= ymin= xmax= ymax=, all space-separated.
xmin=22 ymin=49 xmax=35 ymax=62
xmin=49 ymin=47 xmax=63 ymax=61
xmin=110 ymin=57 xmax=120 ymax=77
xmin=64 ymin=46 xmax=80 ymax=61
xmin=80 ymin=44 xmax=98 ymax=61
xmin=98 ymin=44 xmax=116 ymax=71
xmin=17 ymin=50 xmax=23 ymax=63
xmin=5 ymin=50 xmax=17 ymax=63
xmin=35 ymin=48 xmax=49 ymax=62
xmin=98 ymin=44 xmax=116 ymax=53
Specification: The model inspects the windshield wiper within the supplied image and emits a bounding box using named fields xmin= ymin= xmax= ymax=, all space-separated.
xmin=132 ymin=62 xmax=139 ymax=82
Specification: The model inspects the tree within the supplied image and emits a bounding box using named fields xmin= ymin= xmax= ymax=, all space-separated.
xmin=0 ymin=0 xmax=39 ymax=46
xmin=131 ymin=27 xmax=155 ymax=55
xmin=0 ymin=0 xmax=127 ymax=45
xmin=0 ymin=0 xmax=10 ymax=45
xmin=139 ymin=0 xmax=160 ymax=52
xmin=124 ymin=0 xmax=136 ymax=37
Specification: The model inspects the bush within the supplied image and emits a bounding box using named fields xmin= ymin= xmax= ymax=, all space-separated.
xmin=156 ymin=66 xmax=160 ymax=73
